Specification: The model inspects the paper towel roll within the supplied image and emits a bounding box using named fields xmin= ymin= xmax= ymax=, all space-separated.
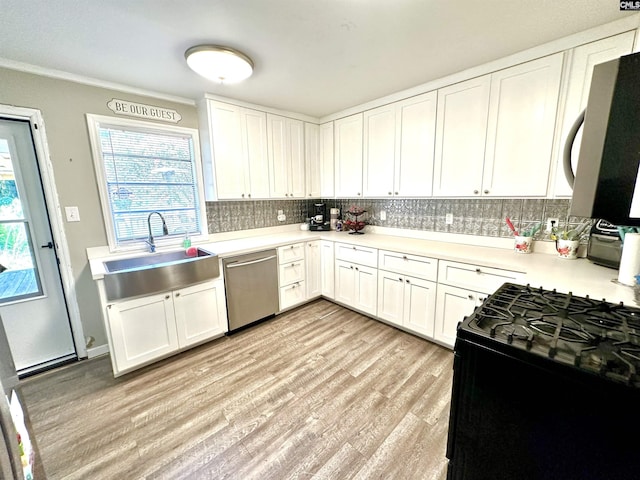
xmin=618 ymin=232 xmax=640 ymax=285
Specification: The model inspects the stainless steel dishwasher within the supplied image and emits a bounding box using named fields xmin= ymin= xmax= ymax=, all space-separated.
xmin=223 ymin=249 xmax=279 ymax=332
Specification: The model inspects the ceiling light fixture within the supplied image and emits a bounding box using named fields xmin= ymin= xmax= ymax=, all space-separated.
xmin=184 ymin=45 xmax=254 ymax=84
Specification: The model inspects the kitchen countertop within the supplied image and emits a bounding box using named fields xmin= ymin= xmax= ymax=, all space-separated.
xmin=87 ymin=228 xmax=637 ymax=306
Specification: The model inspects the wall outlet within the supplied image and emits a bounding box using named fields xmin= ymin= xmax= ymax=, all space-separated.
xmin=277 ymin=213 xmax=286 ymax=222
xmin=445 ymin=213 xmax=453 ymax=225
xmin=546 ymin=217 xmax=559 ymax=232
xmin=379 ymin=210 xmax=387 ymax=221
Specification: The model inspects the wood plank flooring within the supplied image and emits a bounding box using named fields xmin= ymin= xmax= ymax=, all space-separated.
xmin=19 ymin=299 xmax=454 ymax=479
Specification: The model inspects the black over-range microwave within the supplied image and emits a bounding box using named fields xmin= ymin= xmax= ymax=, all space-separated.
xmin=569 ymin=50 xmax=640 ymax=226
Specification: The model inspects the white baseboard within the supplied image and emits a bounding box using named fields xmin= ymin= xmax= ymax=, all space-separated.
xmin=87 ymin=343 xmax=109 ymax=359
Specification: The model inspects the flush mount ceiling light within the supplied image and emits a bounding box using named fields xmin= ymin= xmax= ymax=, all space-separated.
xmin=184 ymin=45 xmax=254 ymax=84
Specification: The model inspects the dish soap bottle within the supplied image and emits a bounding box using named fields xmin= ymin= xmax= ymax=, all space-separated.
xmin=182 ymin=232 xmax=191 ymax=249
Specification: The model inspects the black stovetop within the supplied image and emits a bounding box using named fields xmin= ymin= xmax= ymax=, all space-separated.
xmin=459 ymin=283 xmax=640 ymax=388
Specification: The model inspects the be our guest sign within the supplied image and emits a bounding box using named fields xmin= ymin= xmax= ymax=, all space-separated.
xmin=107 ymin=98 xmax=182 ymax=123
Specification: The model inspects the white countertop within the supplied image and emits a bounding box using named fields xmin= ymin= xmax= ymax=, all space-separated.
xmin=87 ymin=228 xmax=637 ymax=306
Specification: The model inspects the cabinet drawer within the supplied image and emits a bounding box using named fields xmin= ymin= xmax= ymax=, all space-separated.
xmin=438 ymin=260 xmax=523 ymax=293
xmin=378 ymin=250 xmax=438 ymax=281
xmin=279 ymin=260 xmax=305 ymax=286
xmin=334 ymin=242 xmax=378 ymax=268
xmin=277 ymin=243 xmax=305 ymax=264
xmin=279 ymin=281 xmax=306 ymax=310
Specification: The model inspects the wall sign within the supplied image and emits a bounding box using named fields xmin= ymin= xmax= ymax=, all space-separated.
xmin=107 ymin=98 xmax=182 ymax=123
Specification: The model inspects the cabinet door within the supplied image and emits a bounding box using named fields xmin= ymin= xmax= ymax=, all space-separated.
xmin=396 ymin=91 xmax=437 ymax=197
xmin=403 ymin=276 xmax=436 ymax=337
xmin=335 ymin=259 xmax=356 ymax=305
xmin=554 ymin=31 xmax=636 ymax=197
xmin=377 ymin=271 xmax=405 ymax=327
xmin=267 ymin=114 xmax=289 ymax=198
xmin=305 ymin=123 xmax=321 ymax=198
xmin=268 ymin=115 xmax=305 ymax=198
xmin=288 ymin=119 xmax=306 ymax=198
xmin=174 ymin=280 xmax=227 ymax=348
xmin=433 ymin=76 xmax=491 ymax=197
xmin=334 ymin=113 xmax=364 ymax=197
xmin=321 ymin=240 xmax=335 ymax=299
xmin=434 ymin=284 xmax=482 ymax=348
xmin=363 ymin=104 xmax=397 ymax=197
xmin=209 ymin=101 xmax=248 ymax=199
xmin=483 ymin=53 xmax=564 ymax=197
xmin=320 ymin=122 xmax=335 ymax=197
xmin=244 ymin=109 xmax=270 ymax=199
xmin=107 ymin=293 xmax=178 ymax=374
xmin=354 ymin=264 xmax=378 ymax=316
xmin=305 ymin=240 xmax=322 ymax=299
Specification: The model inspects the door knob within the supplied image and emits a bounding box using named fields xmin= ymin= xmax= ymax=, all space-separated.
xmin=41 ymin=241 xmax=54 ymax=249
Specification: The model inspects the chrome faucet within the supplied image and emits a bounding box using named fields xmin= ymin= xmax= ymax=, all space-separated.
xmin=146 ymin=211 xmax=169 ymax=252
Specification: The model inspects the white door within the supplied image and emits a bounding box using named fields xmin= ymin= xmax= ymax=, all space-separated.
xmin=0 ymin=118 xmax=76 ymax=373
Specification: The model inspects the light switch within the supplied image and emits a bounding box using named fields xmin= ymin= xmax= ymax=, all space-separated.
xmin=65 ymin=206 xmax=81 ymax=222
xmin=379 ymin=210 xmax=387 ymax=221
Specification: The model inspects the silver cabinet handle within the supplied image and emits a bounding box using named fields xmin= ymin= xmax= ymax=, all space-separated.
xmin=165 ymin=294 xmax=171 ymax=299
xmin=226 ymin=255 xmax=277 ymax=268
xmin=484 ymin=190 xmax=489 ymax=194
xmin=175 ymin=292 xmax=180 ymax=297
xmin=475 ymin=268 xmax=481 ymax=273
xmin=473 ymin=190 xmax=479 ymax=194
xmin=468 ymin=294 xmax=474 ymax=300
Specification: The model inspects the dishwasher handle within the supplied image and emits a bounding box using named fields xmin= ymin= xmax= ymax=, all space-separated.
xmin=225 ymin=255 xmax=277 ymax=269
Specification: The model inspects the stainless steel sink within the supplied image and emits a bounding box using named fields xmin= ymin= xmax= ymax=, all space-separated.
xmin=102 ymin=247 xmax=220 ymax=301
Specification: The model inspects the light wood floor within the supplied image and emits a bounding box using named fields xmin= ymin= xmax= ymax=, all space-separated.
xmin=19 ymin=299 xmax=454 ymax=480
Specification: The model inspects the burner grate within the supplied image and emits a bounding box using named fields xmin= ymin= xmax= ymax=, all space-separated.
xmin=467 ymin=283 xmax=640 ymax=387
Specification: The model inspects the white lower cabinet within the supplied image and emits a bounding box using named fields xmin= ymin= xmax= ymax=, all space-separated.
xmin=434 ymin=260 xmax=523 ymax=348
xmin=174 ymin=280 xmax=228 ymax=348
xmin=378 ymin=271 xmax=437 ymax=338
xmin=434 ymin=284 xmax=486 ymax=348
xmin=334 ymin=259 xmax=377 ymax=316
xmin=278 ymin=242 xmax=307 ymax=311
xmin=305 ymin=240 xmax=321 ymax=299
xmin=106 ymin=279 xmax=227 ymax=376
xmin=320 ymin=240 xmax=335 ymax=299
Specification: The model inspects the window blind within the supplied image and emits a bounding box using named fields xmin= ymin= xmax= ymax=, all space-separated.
xmin=97 ymin=125 xmax=202 ymax=245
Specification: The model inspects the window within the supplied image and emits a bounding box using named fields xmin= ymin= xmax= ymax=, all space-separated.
xmin=86 ymin=114 xmax=207 ymax=251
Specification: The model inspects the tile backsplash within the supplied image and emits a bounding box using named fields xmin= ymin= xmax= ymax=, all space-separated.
xmin=206 ymin=198 xmax=591 ymax=240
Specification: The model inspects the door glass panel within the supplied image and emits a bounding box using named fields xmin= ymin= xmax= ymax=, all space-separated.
xmin=0 ymin=139 xmax=43 ymax=302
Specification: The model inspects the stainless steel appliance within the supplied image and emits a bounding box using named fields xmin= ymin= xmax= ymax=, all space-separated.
xmin=446 ymin=283 xmax=640 ymax=480
xmin=223 ymin=250 xmax=278 ymax=332
xmin=0 ymin=317 xmax=36 ymax=479
xmin=586 ymin=219 xmax=622 ymax=268
xmin=567 ymin=51 xmax=640 ymax=226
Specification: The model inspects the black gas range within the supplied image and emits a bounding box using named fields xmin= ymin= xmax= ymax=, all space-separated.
xmin=446 ymin=283 xmax=640 ymax=480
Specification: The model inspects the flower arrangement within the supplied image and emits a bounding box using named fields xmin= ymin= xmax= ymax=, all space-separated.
xmin=343 ymin=205 xmax=367 ymax=235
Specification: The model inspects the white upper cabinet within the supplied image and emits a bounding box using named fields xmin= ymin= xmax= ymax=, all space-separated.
xmin=205 ymin=100 xmax=270 ymax=200
xmin=433 ymin=76 xmax=491 ymax=197
xmin=434 ymin=53 xmax=563 ymax=197
xmin=553 ymin=31 xmax=636 ymax=197
xmin=267 ymin=114 xmax=305 ymax=198
xmin=396 ymin=92 xmax=437 ymax=197
xmin=483 ymin=53 xmax=564 ymax=197
xmin=305 ymin=122 xmax=321 ymax=198
xmin=363 ymin=104 xmax=396 ymax=197
xmin=320 ymin=122 xmax=335 ymax=197
xmin=363 ymin=92 xmax=437 ymax=197
xmin=334 ymin=113 xmax=364 ymax=197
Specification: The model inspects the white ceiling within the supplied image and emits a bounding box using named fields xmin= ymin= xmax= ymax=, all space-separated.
xmin=0 ymin=1 xmax=635 ymax=118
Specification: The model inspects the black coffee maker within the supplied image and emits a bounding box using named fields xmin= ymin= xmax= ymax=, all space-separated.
xmin=309 ymin=203 xmax=330 ymax=231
